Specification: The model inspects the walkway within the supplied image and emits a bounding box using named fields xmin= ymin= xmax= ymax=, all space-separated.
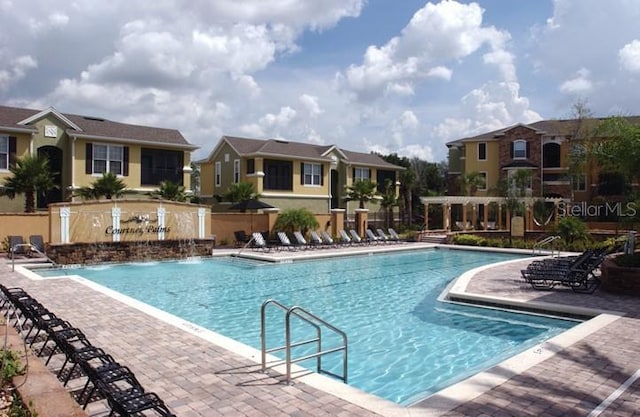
xmin=1 ymin=245 xmax=639 ymax=416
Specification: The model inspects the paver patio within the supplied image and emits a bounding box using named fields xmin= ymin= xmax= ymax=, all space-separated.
xmin=1 ymin=245 xmax=639 ymax=416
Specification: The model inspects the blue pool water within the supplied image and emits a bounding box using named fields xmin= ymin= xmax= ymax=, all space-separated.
xmin=41 ymin=248 xmax=576 ymax=404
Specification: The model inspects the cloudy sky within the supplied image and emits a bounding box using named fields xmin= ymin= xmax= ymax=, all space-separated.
xmin=2 ymin=0 xmax=640 ymax=162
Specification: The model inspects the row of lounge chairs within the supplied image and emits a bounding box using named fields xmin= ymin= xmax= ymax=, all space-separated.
xmin=248 ymin=228 xmax=403 ymax=251
xmin=520 ymin=247 xmax=610 ymax=294
xmin=0 ymin=285 xmax=175 ymax=416
xmin=6 ymin=235 xmax=46 ymax=259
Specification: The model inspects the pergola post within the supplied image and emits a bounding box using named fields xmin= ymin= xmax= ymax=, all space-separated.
xmin=483 ymin=203 xmax=489 ymax=230
xmin=498 ymin=204 xmax=503 ymax=230
xmin=462 ymin=203 xmax=468 ymax=230
xmin=424 ymin=203 xmax=429 ymax=231
xmin=444 ymin=204 xmax=451 ymax=231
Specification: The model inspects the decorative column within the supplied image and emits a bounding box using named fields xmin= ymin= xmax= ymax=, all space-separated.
xmin=330 ymin=209 xmax=345 ymax=237
xmin=197 ymin=207 xmax=206 ymax=239
xmin=111 ymin=207 xmax=121 ymax=242
xmin=60 ymin=207 xmax=71 ymax=244
xmin=157 ymin=207 xmax=166 ymax=240
xmin=354 ymin=209 xmax=369 ymax=237
xmin=498 ymin=204 xmax=503 ymax=230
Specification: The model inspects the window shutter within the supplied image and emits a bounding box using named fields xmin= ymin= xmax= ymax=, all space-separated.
xmin=510 ymin=142 xmax=514 ymax=159
xmin=352 ymin=168 xmax=356 ymax=180
xmin=320 ymin=164 xmax=324 ymax=186
xmin=8 ymin=136 xmax=16 ymax=167
xmin=85 ymin=143 xmax=93 ymax=174
xmin=123 ymin=146 xmax=129 ymax=176
xmin=526 ymin=142 xmax=530 ymax=159
xmin=300 ymin=162 xmax=305 ymax=185
xmin=368 ymin=169 xmax=372 ymax=180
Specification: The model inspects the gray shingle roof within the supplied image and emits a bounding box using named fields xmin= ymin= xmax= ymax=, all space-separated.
xmin=447 ymin=116 xmax=640 ymax=146
xmin=221 ymin=135 xmax=403 ymax=169
xmin=0 ymin=104 xmax=196 ymax=149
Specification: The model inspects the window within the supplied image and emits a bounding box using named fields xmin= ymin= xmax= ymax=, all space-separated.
xmin=376 ymin=169 xmax=396 ymax=193
xmin=543 ymin=143 xmax=561 ymax=167
xmin=233 ymin=159 xmax=240 ymax=183
xmin=512 ymin=140 xmax=527 ymax=159
xmin=572 ymin=174 xmax=587 ymax=192
xmin=0 ymin=136 xmax=8 ymax=170
xmin=302 ymin=163 xmax=322 ymax=186
xmin=478 ymin=172 xmax=487 ymax=190
xmin=141 ymin=148 xmax=183 ymax=185
xmin=90 ymin=144 xmax=124 ymax=175
xmin=478 ymin=142 xmax=487 ymax=161
xmin=264 ymin=159 xmax=292 ymax=190
xmin=215 ymin=161 xmax=221 ymax=187
xmin=353 ymin=167 xmax=370 ymax=182
xmin=246 ymin=158 xmax=255 ymax=174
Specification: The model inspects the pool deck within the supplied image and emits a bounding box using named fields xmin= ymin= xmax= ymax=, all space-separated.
xmin=2 ymin=243 xmax=640 ymax=417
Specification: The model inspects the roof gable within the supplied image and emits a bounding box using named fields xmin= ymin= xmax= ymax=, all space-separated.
xmin=17 ymin=106 xmax=82 ymax=130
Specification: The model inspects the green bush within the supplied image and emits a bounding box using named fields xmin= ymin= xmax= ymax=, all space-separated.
xmin=452 ymin=234 xmax=487 ymax=246
xmin=613 ymin=253 xmax=640 ymax=267
xmin=554 ymin=217 xmax=590 ymax=243
xmin=273 ymin=208 xmax=319 ymax=235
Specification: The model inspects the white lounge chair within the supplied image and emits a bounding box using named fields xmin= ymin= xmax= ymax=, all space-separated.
xmin=309 ymin=230 xmax=324 ymax=247
xmin=251 ymin=232 xmax=270 ymax=251
xmin=388 ymin=228 xmax=402 ymax=242
xmin=321 ymin=231 xmax=338 ymax=247
xmin=293 ymin=231 xmax=309 ymax=249
xmin=277 ymin=232 xmax=296 ymax=250
xmin=376 ymin=229 xmax=392 ymax=244
xmin=338 ymin=230 xmax=352 ymax=245
xmin=349 ymin=229 xmax=364 ymax=245
xmin=365 ymin=229 xmax=380 ymax=244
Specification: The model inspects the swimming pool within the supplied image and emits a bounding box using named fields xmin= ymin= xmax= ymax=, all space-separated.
xmin=39 ymin=248 xmax=576 ymax=404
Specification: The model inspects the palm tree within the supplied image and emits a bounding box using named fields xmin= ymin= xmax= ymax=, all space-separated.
xmin=76 ymin=172 xmax=127 ymax=200
xmin=345 ymin=179 xmax=378 ymax=209
xmin=223 ymin=182 xmax=259 ymax=203
xmin=459 ymin=171 xmax=485 ymax=196
xmin=0 ymin=154 xmax=57 ymax=212
xmin=149 ymin=180 xmax=188 ymax=202
xmin=379 ymin=179 xmax=399 ymax=228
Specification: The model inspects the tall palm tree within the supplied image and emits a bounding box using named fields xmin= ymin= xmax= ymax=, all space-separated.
xmin=345 ymin=179 xmax=378 ymax=209
xmin=76 ymin=172 xmax=127 ymax=200
xmin=0 ymin=154 xmax=57 ymax=212
xmin=379 ymin=179 xmax=399 ymax=228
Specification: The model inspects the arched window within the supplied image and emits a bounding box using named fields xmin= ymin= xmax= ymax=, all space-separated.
xmin=543 ymin=142 xmax=561 ymax=167
xmin=512 ymin=140 xmax=527 ymax=159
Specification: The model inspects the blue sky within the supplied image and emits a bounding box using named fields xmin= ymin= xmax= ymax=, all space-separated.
xmin=1 ymin=1 xmax=640 ymax=163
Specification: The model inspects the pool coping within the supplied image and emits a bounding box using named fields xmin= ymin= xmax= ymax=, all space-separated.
xmin=10 ymin=244 xmax=627 ymax=417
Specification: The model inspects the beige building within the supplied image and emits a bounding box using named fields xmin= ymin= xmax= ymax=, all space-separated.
xmin=0 ymin=105 xmax=198 ymax=212
xmin=197 ymin=136 xmax=404 ymax=214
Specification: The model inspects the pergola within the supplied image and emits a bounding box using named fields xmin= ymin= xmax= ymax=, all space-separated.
xmin=419 ymin=196 xmax=565 ymax=232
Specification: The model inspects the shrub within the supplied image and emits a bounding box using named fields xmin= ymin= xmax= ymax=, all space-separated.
xmin=452 ymin=234 xmax=487 ymax=246
xmin=273 ymin=208 xmax=319 ymax=235
xmin=554 ymin=216 xmax=590 ymax=244
xmin=613 ymin=253 xmax=640 ymax=267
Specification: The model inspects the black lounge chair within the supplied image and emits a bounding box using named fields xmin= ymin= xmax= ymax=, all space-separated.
xmin=7 ymin=235 xmax=29 ymax=258
xmin=251 ymin=232 xmax=270 ymax=251
xmin=29 ymin=235 xmax=45 ymax=254
xmin=521 ymin=248 xmax=607 ymax=294
xmin=233 ymin=230 xmax=251 ymax=247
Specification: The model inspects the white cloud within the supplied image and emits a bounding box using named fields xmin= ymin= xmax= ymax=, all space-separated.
xmin=0 ymin=55 xmax=38 ymax=91
xmin=299 ymin=94 xmax=323 ymax=117
xmin=559 ymin=68 xmax=592 ymax=94
xmin=619 ymin=40 xmax=640 ymax=73
xmin=339 ymin=1 xmax=511 ymax=101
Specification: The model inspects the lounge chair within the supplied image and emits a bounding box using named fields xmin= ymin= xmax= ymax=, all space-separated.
xmin=388 ymin=228 xmax=402 ymax=242
xmin=293 ymin=231 xmax=310 ymax=249
xmin=365 ymin=229 xmax=380 ymax=244
xmin=349 ymin=229 xmax=365 ymax=245
xmin=8 ymin=235 xmax=29 ymax=259
xmin=277 ymin=232 xmax=296 ymax=250
xmin=321 ymin=231 xmax=338 ymax=247
xmin=376 ymin=229 xmax=392 ymax=244
xmin=29 ymin=235 xmax=45 ymax=255
xmin=251 ymin=232 xmax=270 ymax=251
xmin=309 ymin=231 xmax=324 ymax=248
xmin=338 ymin=230 xmax=352 ymax=246
xmin=521 ymin=248 xmax=606 ymax=293
xmin=233 ymin=230 xmax=251 ymax=247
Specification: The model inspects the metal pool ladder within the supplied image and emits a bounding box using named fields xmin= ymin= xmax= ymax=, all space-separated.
xmin=532 ymin=235 xmax=561 ymax=256
xmin=260 ymin=299 xmax=348 ymax=384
